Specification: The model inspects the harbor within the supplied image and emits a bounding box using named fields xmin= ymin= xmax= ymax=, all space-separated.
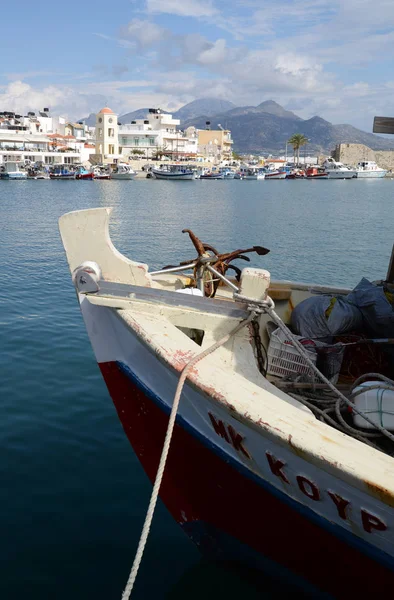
xmin=1 ymin=106 xmax=393 ymax=182
xmin=2 ymin=177 xmax=393 ymax=599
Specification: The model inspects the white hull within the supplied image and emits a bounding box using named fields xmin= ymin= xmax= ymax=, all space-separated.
xmin=356 ymin=170 xmax=387 ymax=178
xmin=326 ymin=171 xmax=356 ymax=179
xmin=111 ymin=173 xmax=135 ymax=180
xmin=265 ymin=172 xmax=287 ymax=179
xmin=1 ymin=172 xmax=27 ymax=179
xmin=242 ymin=174 xmax=265 ymax=180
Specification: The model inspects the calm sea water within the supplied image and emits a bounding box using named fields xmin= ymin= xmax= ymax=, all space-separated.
xmin=1 ymin=178 xmax=393 ymax=599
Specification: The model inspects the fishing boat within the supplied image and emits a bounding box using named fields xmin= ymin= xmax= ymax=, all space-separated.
xmin=238 ymin=166 xmax=265 ymax=180
xmin=0 ymin=161 xmax=27 ymax=179
xmin=263 ymin=167 xmax=287 ymax=179
xmin=93 ymin=166 xmax=111 ymax=180
xmin=322 ymin=158 xmax=357 ymax=179
xmin=286 ymin=169 xmax=305 ymax=179
xmin=49 ymin=165 xmax=76 ymax=180
xmin=355 ymin=161 xmax=387 ymax=178
xmin=151 ymin=165 xmax=195 ymax=180
xmin=59 ymin=205 xmax=394 ymax=598
xmin=27 ymin=165 xmax=50 ymax=180
xmin=200 ymin=171 xmax=225 ymax=180
xmin=75 ymin=166 xmax=94 ymax=180
xmin=306 ymin=166 xmax=329 ymax=179
xmin=111 ymin=163 xmax=136 ymax=180
xmin=219 ymin=167 xmax=235 ymax=179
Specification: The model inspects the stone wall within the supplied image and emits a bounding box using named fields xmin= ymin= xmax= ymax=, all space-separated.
xmin=334 ymin=143 xmax=394 ymax=171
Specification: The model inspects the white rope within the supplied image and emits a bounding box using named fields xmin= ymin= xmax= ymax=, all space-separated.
xmin=121 ymin=311 xmax=257 ymax=599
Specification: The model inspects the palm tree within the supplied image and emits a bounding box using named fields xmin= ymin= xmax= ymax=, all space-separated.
xmin=288 ymin=134 xmax=309 ymax=166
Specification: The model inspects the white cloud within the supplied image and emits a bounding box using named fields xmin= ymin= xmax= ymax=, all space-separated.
xmin=121 ymin=19 xmax=166 ymax=47
xmin=146 ymin=0 xmax=217 ymax=18
xmin=197 ymin=39 xmax=227 ymax=65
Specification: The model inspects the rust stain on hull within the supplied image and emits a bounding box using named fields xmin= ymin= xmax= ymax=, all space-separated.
xmin=365 ymin=481 xmax=394 ymax=508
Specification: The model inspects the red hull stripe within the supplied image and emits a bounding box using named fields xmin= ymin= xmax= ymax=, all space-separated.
xmin=100 ymin=361 xmax=394 ymax=597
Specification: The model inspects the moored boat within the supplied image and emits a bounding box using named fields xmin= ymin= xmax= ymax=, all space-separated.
xmin=322 ymin=158 xmax=357 ymax=179
xmin=219 ymin=167 xmax=235 ymax=179
xmin=263 ymin=169 xmax=287 ymax=179
xmin=0 ymin=161 xmax=27 ymax=179
xmin=200 ymin=171 xmax=225 ymax=180
xmin=93 ymin=166 xmax=111 ymax=180
xmin=355 ymin=161 xmax=387 ymax=178
xmin=111 ymin=163 xmax=136 ymax=180
xmin=152 ymin=165 xmax=195 ymax=180
xmin=59 ymin=206 xmax=394 ymax=598
xmin=49 ymin=165 xmax=76 ymax=180
xmin=306 ymin=166 xmax=329 ymax=179
xmin=75 ymin=167 xmax=94 ymax=180
xmin=238 ymin=166 xmax=265 ymax=180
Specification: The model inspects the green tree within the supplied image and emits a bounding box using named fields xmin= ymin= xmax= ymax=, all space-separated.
xmin=232 ymin=150 xmax=242 ymax=161
xmin=288 ymin=134 xmax=309 ymax=165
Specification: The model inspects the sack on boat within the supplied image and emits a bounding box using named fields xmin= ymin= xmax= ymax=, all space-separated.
xmin=347 ymin=277 xmax=394 ymax=338
xmin=291 ymin=295 xmax=363 ymax=342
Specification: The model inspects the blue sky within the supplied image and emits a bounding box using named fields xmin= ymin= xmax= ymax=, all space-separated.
xmin=1 ymin=0 xmax=393 ymax=130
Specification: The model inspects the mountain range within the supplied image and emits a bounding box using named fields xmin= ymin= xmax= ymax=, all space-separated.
xmin=80 ymin=98 xmax=392 ymax=154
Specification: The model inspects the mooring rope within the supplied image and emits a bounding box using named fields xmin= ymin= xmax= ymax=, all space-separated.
xmin=121 ymin=311 xmax=257 ymax=599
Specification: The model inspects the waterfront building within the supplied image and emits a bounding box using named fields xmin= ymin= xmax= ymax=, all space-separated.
xmin=0 ymin=108 xmax=86 ymax=166
xmin=95 ymin=107 xmax=120 ymax=164
xmin=118 ymin=109 xmax=198 ymax=160
xmin=197 ymin=126 xmax=233 ymax=162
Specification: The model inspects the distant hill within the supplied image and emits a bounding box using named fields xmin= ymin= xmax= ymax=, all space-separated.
xmin=172 ymin=98 xmax=236 ymax=122
xmin=78 ymin=113 xmax=96 ymax=127
xmin=183 ymin=104 xmax=394 ymax=154
xmin=257 ymin=100 xmax=302 ymax=120
xmin=118 ymin=108 xmax=155 ymax=124
xmin=80 ymin=98 xmax=393 ymax=154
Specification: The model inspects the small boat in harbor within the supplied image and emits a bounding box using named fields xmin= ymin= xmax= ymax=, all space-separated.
xmin=264 ymin=170 xmax=287 ymax=179
xmin=152 ymin=165 xmax=195 ymax=180
xmin=59 ymin=206 xmax=394 ymax=598
xmin=27 ymin=165 xmax=50 ymax=179
xmin=75 ymin=167 xmax=94 ymax=180
xmin=49 ymin=165 xmax=76 ymax=180
xmin=219 ymin=167 xmax=235 ymax=179
xmin=355 ymin=161 xmax=387 ymax=178
xmin=238 ymin=166 xmax=265 ymax=180
xmin=93 ymin=166 xmax=111 ymax=180
xmin=322 ymin=158 xmax=357 ymax=179
xmin=111 ymin=163 xmax=136 ymax=180
xmin=286 ymin=169 xmax=305 ymax=179
xmin=305 ymin=166 xmax=329 ymax=179
xmin=0 ymin=161 xmax=27 ymax=180
xmin=200 ymin=171 xmax=225 ymax=180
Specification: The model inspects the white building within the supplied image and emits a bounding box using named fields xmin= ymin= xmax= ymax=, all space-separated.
xmin=118 ymin=109 xmax=198 ymax=160
xmin=0 ymin=109 xmax=82 ymax=165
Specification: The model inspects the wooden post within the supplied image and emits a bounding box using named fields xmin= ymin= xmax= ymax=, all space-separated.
xmin=387 ymin=244 xmax=394 ymax=282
